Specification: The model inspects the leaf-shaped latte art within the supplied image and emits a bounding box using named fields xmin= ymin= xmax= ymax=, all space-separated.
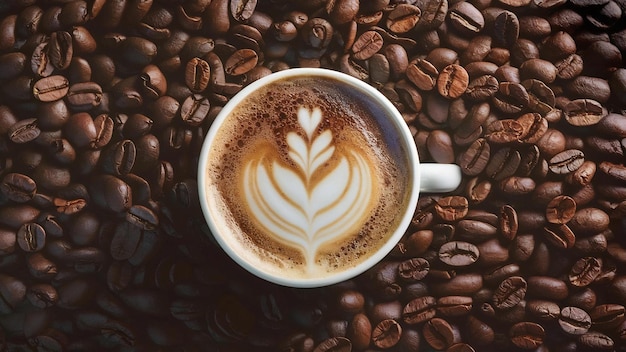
xmin=242 ymin=107 xmax=377 ymax=272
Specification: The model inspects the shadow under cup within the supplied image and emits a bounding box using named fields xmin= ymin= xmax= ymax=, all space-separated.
xmin=198 ymin=68 xmax=421 ymax=288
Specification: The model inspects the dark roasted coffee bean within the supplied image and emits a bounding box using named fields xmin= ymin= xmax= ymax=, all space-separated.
xmin=549 ymin=149 xmax=584 ymax=174
xmin=448 ymin=2 xmax=484 ymax=36
xmin=403 ymin=296 xmax=436 ymax=324
xmin=437 ymin=64 xmax=468 ymax=99
xmin=436 ymin=296 xmax=472 ymax=317
xmin=492 ymin=82 xmax=528 ymax=114
xmin=431 ymin=274 xmax=483 ymax=296
xmin=48 ymin=31 xmax=73 ymax=70
xmin=567 ymin=76 xmax=611 ymax=103
xmin=371 ymin=319 xmax=401 ymax=349
xmin=423 ymin=318 xmax=455 ymax=350
xmin=555 ymin=54 xmax=584 ymax=80
xmin=546 ymin=195 xmax=576 ymax=224
xmin=458 ymin=138 xmax=490 ymax=176
xmin=527 ymin=299 xmax=560 ymax=320
xmin=590 ymin=304 xmax=625 ymax=330
xmin=543 ymin=223 xmax=575 ymax=249
xmin=0 ymin=52 xmax=26 ymax=80
xmin=485 ymin=147 xmax=521 ymax=181
xmin=492 ymin=276 xmax=526 ymax=309
xmin=465 ymin=75 xmax=498 ymax=101
xmin=1 ymin=173 xmax=36 ymax=203
xmin=569 ymin=256 xmax=602 ymax=287
xmin=579 ymin=331 xmax=615 ymax=350
xmin=8 ymin=118 xmax=40 ymax=144
xmin=16 ymin=222 xmax=45 ymax=252
xmin=559 ymin=306 xmax=591 ymax=335
xmin=500 ymin=205 xmax=518 ymax=241
xmin=398 ymin=257 xmax=429 ymax=282
xmin=438 ymin=241 xmax=479 ymax=266
xmin=509 ymin=322 xmax=544 ymax=349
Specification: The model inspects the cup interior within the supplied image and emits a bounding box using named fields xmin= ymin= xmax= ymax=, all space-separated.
xmin=198 ymin=68 xmax=421 ymax=287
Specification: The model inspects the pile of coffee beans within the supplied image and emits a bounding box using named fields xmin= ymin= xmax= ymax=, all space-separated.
xmin=0 ymin=0 xmax=625 ymax=350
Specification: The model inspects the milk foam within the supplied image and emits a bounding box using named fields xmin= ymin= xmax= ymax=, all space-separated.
xmin=205 ymin=76 xmax=410 ymax=279
xmin=242 ymin=107 xmax=379 ymax=273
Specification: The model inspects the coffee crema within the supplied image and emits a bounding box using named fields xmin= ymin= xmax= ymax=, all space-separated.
xmin=205 ymin=75 xmax=411 ymax=280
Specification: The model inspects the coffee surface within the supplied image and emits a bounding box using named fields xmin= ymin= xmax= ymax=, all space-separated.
xmin=205 ymin=75 xmax=412 ymax=279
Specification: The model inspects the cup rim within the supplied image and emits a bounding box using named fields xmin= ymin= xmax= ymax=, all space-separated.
xmin=197 ymin=67 xmax=421 ymax=288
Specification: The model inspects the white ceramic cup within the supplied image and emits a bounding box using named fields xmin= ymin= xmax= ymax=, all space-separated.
xmin=198 ymin=68 xmax=461 ymax=288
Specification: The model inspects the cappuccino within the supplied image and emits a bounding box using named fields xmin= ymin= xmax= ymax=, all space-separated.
xmin=204 ymin=75 xmax=412 ymax=280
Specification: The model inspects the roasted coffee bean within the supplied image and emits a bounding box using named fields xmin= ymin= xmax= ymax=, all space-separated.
xmin=549 ymin=149 xmax=585 ymax=174
xmin=225 ymin=49 xmax=258 ymax=76
xmin=564 ymin=99 xmax=606 ymax=127
xmin=569 ymin=207 xmax=610 ymax=235
xmin=403 ymin=296 xmax=436 ymax=324
xmin=559 ymin=306 xmax=592 ymax=335
xmin=509 ymin=322 xmax=544 ymax=349
xmin=492 ymin=82 xmax=529 ymax=114
xmin=398 ymin=257 xmax=429 ymax=282
xmin=448 ymin=2 xmax=484 ymax=35
xmin=8 ymin=118 xmax=40 ymax=144
xmin=438 ymin=241 xmax=479 ymax=266
xmin=590 ymin=304 xmax=625 ymax=330
xmin=16 ymin=222 xmax=45 ymax=252
xmin=527 ymin=299 xmax=560 ymax=320
xmin=458 ymin=138 xmax=490 ymax=176
xmin=579 ymin=331 xmax=615 ymax=350
xmin=1 ymin=173 xmax=36 ymax=203
xmin=599 ymin=161 xmax=626 ymax=182
xmin=492 ymin=276 xmax=527 ymax=310
xmin=569 ymin=256 xmax=602 ymax=287
xmin=435 ymin=196 xmax=468 ymax=221
xmin=33 ymin=75 xmax=70 ymax=102
xmin=437 ymin=64 xmax=468 ymax=99
xmin=485 ymin=119 xmax=524 ymax=144
xmin=543 ymin=223 xmax=575 ymax=249
xmin=351 ymin=31 xmax=383 ymax=61
xmin=485 ymin=147 xmax=521 ymax=181
xmin=500 ymin=205 xmax=518 ymax=241
xmin=406 ymin=59 xmax=438 ymax=91
xmin=370 ymin=319 xmax=401 ymax=349
xmin=456 ymin=218 xmax=497 ymax=242
xmin=546 ymin=195 xmax=576 ymax=224
xmin=465 ymin=75 xmax=498 ymax=101
xmin=436 ymin=296 xmax=472 ymax=317
xmin=49 ymin=31 xmax=73 ymax=70
xmin=0 ymin=52 xmax=27 ymax=80
xmin=423 ymin=318 xmax=455 ymax=350
xmin=386 ymin=4 xmax=421 ymax=34
xmin=596 ymin=113 xmax=626 ymax=138
xmin=185 ymin=58 xmax=210 ymax=93
xmin=555 ymin=54 xmax=584 ymax=80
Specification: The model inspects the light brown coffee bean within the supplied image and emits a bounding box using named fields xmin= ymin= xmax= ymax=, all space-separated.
xmin=225 ymin=48 xmax=258 ymax=76
xmin=437 ymin=64 xmax=468 ymax=99
xmin=33 ymin=75 xmax=70 ymax=102
xmin=185 ymin=57 xmax=210 ymax=93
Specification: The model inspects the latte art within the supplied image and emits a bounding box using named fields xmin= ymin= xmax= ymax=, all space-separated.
xmin=204 ymin=75 xmax=411 ymax=279
xmin=242 ymin=107 xmax=378 ymax=272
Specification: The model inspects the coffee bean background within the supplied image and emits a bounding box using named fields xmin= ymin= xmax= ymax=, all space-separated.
xmin=0 ymin=0 xmax=626 ymax=351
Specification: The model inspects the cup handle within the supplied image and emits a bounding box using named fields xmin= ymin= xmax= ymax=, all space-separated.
xmin=419 ymin=164 xmax=462 ymax=193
